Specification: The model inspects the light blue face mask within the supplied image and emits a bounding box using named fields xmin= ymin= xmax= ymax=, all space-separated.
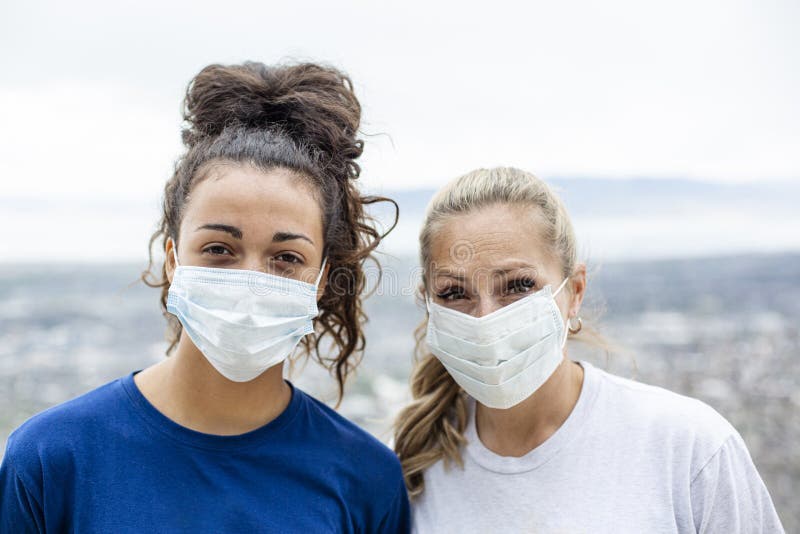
xmin=166 ymin=247 xmax=326 ymax=382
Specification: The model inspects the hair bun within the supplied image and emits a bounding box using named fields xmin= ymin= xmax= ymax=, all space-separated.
xmin=182 ymin=61 xmax=363 ymax=179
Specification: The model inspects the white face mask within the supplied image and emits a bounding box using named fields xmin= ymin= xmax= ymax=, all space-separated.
xmin=166 ymin=247 xmax=326 ymax=382
xmin=425 ymin=277 xmax=569 ymax=409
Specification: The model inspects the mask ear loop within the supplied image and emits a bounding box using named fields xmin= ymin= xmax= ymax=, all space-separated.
xmin=313 ymin=257 xmax=328 ymax=288
xmin=553 ymin=276 xmax=570 ymax=298
xmin=554 ymin=276 xmax=571 ymax=348
xmin=309 ymin=257 xmax=329 ymax=320
xmin=560 ymin=320 xmax=571 ymax=349
xmin=172 ymin=243 xmax=181 ymax=268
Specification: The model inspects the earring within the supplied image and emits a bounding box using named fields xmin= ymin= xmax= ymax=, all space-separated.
xmin=568 ymin=316 xmax=583 ymax=334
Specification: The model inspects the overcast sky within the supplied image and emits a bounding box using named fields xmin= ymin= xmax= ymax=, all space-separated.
xmin=0 ymin=1 xmax=798 ymax=261
xmin=1 ymin=0 xmax=798 ymax=199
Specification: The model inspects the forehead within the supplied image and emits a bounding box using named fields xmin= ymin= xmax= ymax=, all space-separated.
xmin=428 ymin=202 xmax=559 ymax=275
xmin=182 ymin=163 xmax=323 ymax=239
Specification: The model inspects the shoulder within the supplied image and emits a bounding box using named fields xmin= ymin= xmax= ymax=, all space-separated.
xmin=293 ymin=386 xmax=403 ymax=481
xmin=4 ymin=377 xmax=127 ymax=481
xmin=9 ymin=377 xmax=126 ymax=445
xmin=586 ymin=362 xmax=737 ymax=476
xmin=291 ymin=386 xmax=408 ymax=527
xmin=589 ymin=362 xmax=735 ymax=440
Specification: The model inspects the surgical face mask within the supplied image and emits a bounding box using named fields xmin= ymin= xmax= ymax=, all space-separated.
xmin=425 ymin=277 xmax=569 ymax=409
xmin=166 ymin=248 xmax=326 ymax=382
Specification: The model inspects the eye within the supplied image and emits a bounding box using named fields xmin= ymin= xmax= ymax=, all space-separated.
xmin=202 ymin=245 xmax=233 ymax=256
xmin=436 ymin=287 xmax=466 ymax=301
xmin=275 ymin=252 xmax=303 ymax=264
xmin=507 ymin=277 xmax=536 ymax=295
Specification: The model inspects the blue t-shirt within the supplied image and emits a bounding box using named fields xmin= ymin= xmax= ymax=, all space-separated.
xmin=0 ymin=373 xmax=410 ymax=533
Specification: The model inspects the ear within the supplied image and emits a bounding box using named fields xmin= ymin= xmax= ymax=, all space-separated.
xmin=165 ymin=237 xmax=177 ymax=285
xmin=568 ymin=263 xmax=587 ymax=319
xmin=315 ymin=261 xmax=330 ymax=302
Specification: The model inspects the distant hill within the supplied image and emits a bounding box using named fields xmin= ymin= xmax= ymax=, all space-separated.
xmin=366 ymin=178 xmax=800 ymax=260
xmin=1 ymin=178 xmax=797 ymax=262
xmin=367 ymin=178 xmax=800 ymax=219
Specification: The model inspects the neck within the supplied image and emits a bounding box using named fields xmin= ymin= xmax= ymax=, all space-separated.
xmin=475 ymin=358 xmax=584 ymax=457
xmin=134 ymin=334 xmax=292 ymax=436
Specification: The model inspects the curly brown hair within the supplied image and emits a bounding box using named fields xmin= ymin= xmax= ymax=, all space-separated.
xmin=141 ymin=61 xmax=397 ymax=403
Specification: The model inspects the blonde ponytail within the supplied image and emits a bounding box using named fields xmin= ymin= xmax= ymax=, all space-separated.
xmin=393 ymin=320 xmax=468 ymax=498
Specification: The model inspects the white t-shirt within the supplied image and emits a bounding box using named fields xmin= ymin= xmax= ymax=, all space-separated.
xmin=412 ymin=360 xmax=784 ymax=533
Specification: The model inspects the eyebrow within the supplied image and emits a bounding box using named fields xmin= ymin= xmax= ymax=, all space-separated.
xmin=195 ymin=224 xmax=314 ymax=245
xmin=195 ymin=224 xmax=242 ymax=239
xmin=432 ymin=264 xmax=539 ymax=280
xmin=493 ymin=265 xmax=539 ymax=275
xmin=432 ymin=271 xmax=466 ymax=281
xmin=273 ymin=231 xmax=314 ymax=245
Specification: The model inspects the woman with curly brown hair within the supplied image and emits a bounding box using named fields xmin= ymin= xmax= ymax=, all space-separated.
xmin=0 ymin=61 xmax=410 ymax=533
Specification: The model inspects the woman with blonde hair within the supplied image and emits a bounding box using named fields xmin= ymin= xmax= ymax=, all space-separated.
xmin=394 ymin=167 xmax=783 ymax=533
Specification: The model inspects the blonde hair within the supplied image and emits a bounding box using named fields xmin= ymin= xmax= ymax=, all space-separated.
xmin=393 ymin=167 xmax=607 ymax=499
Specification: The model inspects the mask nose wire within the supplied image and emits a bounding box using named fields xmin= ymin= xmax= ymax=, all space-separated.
xmin=425 ymin=276 xmax=571 ymax=316
xmin=172 ymin=244 xmax=327 ymax=287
